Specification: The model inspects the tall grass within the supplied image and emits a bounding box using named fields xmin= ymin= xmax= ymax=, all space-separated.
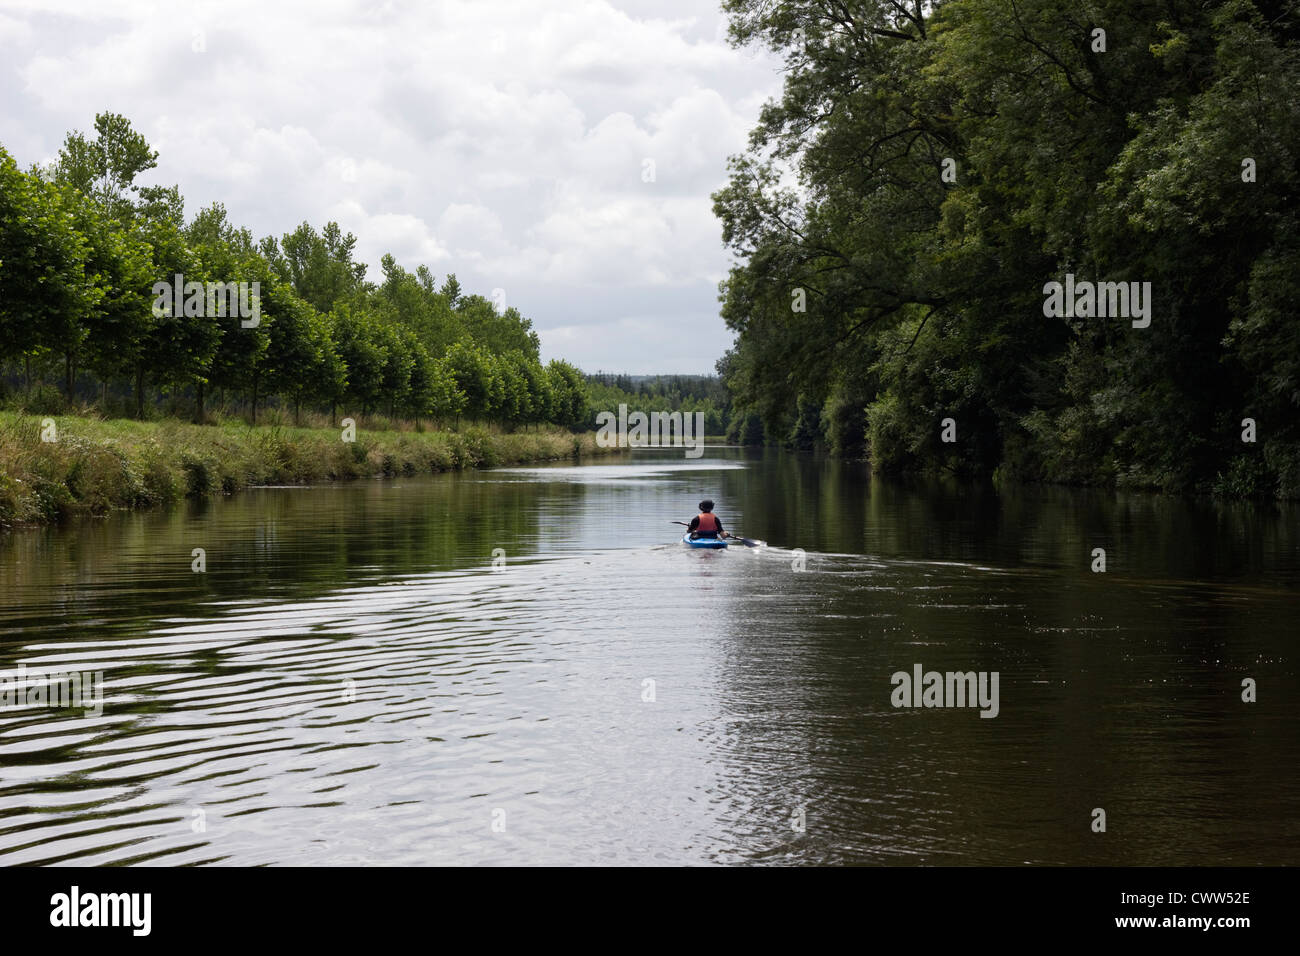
xmin=0 ymin=412 xmax=613 ymax=527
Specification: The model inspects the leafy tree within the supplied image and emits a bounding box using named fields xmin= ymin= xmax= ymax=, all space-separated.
xmin=331 ymin=302 xmax=387 ymax=416
xmin=445 ymin=341 xmax=494 ymax=422
xmin=276 ymin=221 xmax=367 ymax=313
xmin=0 ymin=149 xmax=94 ymax=391
xmin=52 ymin=112 xmax=164 ymax=223
xmin=714 ymin=0 xmax=1300 ymax=495
xmin=375 ymin=320 xmax=415 ymax=418
xmin=547 ymin=360 xmax=592 ymax=430
xmin=136 ymin=200 xmax=230 ymax=420
xmin=259 ymin=276 xmax=322 ymax=423
xmin=75 ymin=200 xmax=154 ymax=403
xmin=456 ymin=294 xmax=540 ymax=359
xmin=439 ymin=273 xmax=462 ymax=307
xmin=428 ymin=357 xmax=468 ymax=423
xmin=376 ymin=254 xmax=463 ymax=355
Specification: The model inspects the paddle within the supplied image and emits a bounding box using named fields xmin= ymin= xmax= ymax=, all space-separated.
xmin=670 ymin=521 xmax=765 ymax=548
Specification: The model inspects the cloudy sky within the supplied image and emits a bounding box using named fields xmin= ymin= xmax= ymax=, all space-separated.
xmin=0 ymin=0 xmax=783 ymax=374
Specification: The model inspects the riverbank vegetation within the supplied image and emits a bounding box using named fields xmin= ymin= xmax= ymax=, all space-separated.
xmin=0 ymin=113 xmax=627 ymax=527
xmin=0 ymin=114 xmax=590 ymax=431
xmin=0 ymin=411 xmax=610 ymax=527
xmin=584 ymin=373 xmax=731 ymax=436
xmin=714 ymin=0 xmax=1300 ymax=498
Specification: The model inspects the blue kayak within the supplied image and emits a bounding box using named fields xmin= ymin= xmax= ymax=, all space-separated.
xmin=683 ymin=533 xmax=728 ymax=549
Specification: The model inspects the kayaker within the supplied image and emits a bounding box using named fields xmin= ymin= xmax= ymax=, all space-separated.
xmin=687 ymin=500 xmax=727 ymax=540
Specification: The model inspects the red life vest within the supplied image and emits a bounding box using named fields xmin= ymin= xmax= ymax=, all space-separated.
xmin=695 ymin=512 xmax=720 ymax=533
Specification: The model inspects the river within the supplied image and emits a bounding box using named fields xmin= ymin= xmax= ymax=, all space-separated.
xmin=1 ymin=447 xmax=1297 ymax=865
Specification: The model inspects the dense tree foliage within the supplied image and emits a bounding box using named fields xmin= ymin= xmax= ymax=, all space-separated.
xmin=715 ymin=0 xmax=1300 ymax=495
xmin=585 ymin=373 xmax=731 ymax=435
xmin=0 ymin=114 xmax=592 ymax=432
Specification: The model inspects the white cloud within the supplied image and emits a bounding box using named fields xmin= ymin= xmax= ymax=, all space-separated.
xmin=0 ymin=0 xmax=782 ymax=372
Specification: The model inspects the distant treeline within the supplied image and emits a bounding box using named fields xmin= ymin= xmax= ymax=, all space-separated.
xmin=714 ymin=0 xmax=1300 ymax=497
xmin=0 ymin=113 xmax=590 ymax=430
xmin=584 ymin=373 xmax=730 ymax=435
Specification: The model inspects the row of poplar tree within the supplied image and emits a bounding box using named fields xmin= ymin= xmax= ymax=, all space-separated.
xmin=0 ymin=112 xmax=592 ymax=429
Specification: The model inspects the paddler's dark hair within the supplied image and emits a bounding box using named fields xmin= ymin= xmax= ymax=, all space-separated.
xmin=699 ymin=499 xmax=714 ymax=512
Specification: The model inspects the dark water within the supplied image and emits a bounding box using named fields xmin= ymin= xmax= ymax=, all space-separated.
xmin=1 ymin=447 xmax=1297 ymax=865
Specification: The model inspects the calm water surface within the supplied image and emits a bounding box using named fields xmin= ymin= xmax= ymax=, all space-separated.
xmin=1 ymin=448 xmax=1297 ymax=865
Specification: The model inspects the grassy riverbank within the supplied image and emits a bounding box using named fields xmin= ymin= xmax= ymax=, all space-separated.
xmin=0 ymin=412 xmax=614 ymax=527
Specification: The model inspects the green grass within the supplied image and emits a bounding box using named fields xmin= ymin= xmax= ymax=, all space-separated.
xmin=0 ymin=411 xmax=616 ymax=527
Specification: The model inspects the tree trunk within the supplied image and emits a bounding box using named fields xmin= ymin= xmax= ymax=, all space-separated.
xmin=251 ymin=375 xmax=259 ymax=425
xmin=64 ymin=353 xmax=74 ymax=398
xmin=135 ymin=365 xmax=145 ymax=419
xmin=195 ymin=379 xmax=206 ymax=424
xmin=24 ymin=356 xmax=31 ymax=395
xmin=294 ymin=393 xmax=301 ymax=426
